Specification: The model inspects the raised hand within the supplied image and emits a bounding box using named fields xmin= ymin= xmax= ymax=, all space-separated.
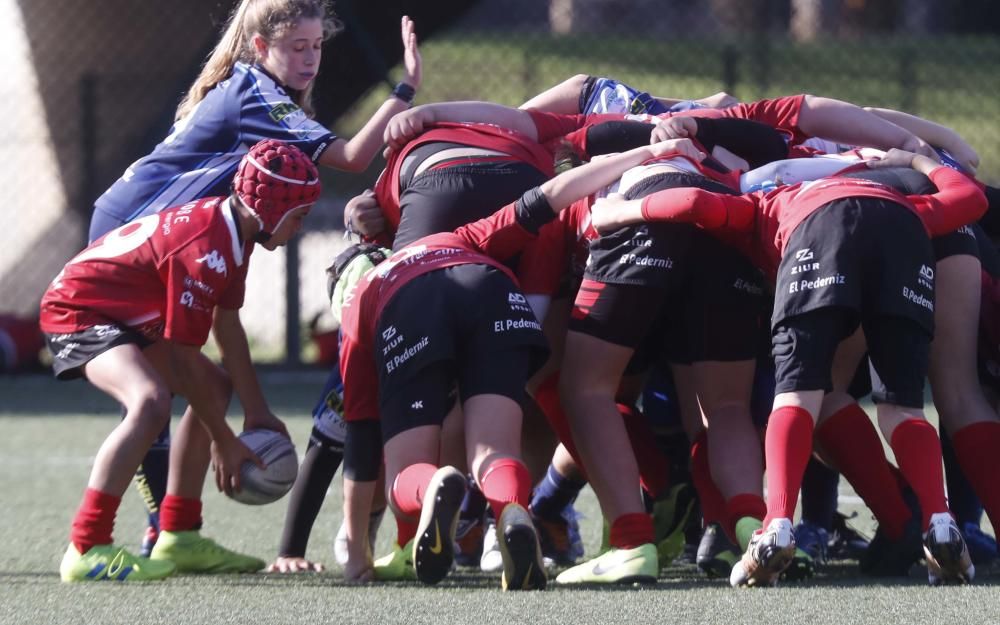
xmin=400 ymin=16 xmax=421 ymax=90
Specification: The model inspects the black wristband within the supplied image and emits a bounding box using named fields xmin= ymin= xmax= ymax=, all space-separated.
xmin=391 ymin=82 xmax=416 ymax=105
xmin=514 ymin=186 xmax=557 ymax=235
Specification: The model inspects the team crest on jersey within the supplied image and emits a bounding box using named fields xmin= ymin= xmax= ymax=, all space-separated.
xmin=268 ymin=102 xmax=301 ymax=123
xmin=196 ymin=250 xmax=228 ymax=275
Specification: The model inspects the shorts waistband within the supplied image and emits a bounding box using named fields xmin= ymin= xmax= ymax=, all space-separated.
xmin=404 ymin=146 xmax=513 ymax=179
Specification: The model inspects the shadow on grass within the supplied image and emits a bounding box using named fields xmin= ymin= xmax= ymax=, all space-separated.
xmin=2 ymin=561 xmax=998 ymax=591
xmin=0 ymin=368 xmax=330 ymax=416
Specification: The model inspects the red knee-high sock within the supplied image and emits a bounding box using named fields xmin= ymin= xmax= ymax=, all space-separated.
xmin=480 ymin=457 xmax=531 ymax=520
xmin=815 ymin=403 xmax=910 ymax=539
xmin=690 ymin=432 xmax=727 ymax=526
xmin=159 ymin=495 xmax=203 ymax=532
xmin=951 ymin=421 xmax=1000 ymax=533
xmin=609 ymin=513 xmax=655 ymax=549
xmin=724 ymin=493 xmax=766 ymax=543
xmin=619 ymin=403 xmax=670 ymax=499
xmin=390 ymin=463 xmax=438 ymax=517
xmin=889 ymin=419 xmax=948 ymax=528
xmin=70 ymin=488 xmax=121 ymax=554
xmin=763 ymin=405 xmax=815 ymax=526
xmin=390 ymin=463 xmax=437 ymax=546
xmin=395 ymin=516 xmax=418 ymax=548
xmin=535 ymin=371 xmax=585 ymax=468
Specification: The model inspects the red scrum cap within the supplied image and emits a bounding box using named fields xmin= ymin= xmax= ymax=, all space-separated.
xmin=234 ymin=139 xmax=321 ymax=234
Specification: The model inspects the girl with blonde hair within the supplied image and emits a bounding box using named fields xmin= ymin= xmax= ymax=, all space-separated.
xmin=86 ymin=0 xmax=421 ymax=565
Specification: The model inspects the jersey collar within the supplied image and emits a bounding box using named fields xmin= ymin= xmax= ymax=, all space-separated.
xmin=222 ymin=196 xmax=246 ymax=267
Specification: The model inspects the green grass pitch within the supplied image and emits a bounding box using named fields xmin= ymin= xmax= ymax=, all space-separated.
xmin=1 ymin=373 xmax=998 ymax=625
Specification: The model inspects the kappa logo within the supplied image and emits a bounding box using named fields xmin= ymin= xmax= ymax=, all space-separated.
xmin=196 ymin=250 xmax=227 ymax=276
xmin=382 ymin=326 xmax=398 ymax=341
xmin=794 ymin=248 xmax=814 ymax=262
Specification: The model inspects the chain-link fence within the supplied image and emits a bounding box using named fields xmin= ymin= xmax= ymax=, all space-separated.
xmin=3 ymin=0 xmax=999 ymax=368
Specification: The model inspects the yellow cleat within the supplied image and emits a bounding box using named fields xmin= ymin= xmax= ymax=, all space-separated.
xmin=555 ymin=543 xmax=658 ymax=585
xmin=60 ymin=543 xmax=175 ymax=582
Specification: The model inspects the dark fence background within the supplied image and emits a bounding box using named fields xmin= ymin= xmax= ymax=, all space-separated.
xmin=3 ymin=0 xmax=999 ymax=366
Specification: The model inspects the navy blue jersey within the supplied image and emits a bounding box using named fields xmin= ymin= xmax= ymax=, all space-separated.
xmin=92 ymin=62 xmax=336 ymax=238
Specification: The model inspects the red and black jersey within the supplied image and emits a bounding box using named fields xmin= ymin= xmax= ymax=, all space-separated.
xmin=517 ymin=198 xmax=595 ymax=297
xmin=339 ymin=200 xmax=545 ymax=423
xmin=640 ymin=167 xmax=987 ymax=279
xmin=559 ymin=95 xmax=808 ymax=162
xmin=40 ymin=197 xmax=252 ymax=346
xmin=373 ymin=111 xmax=584 ymax=233
xmin=675 ymin=95 xmax=808 ymax=148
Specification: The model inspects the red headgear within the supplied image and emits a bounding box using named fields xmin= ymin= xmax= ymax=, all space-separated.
xmin=234 ymin=139 xmax=321 ymax=233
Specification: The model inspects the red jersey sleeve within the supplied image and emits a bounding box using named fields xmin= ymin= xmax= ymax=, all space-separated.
xmin=217 ymin=262 xmax=248 ymax=310
xmin=339 ymin=295 xmax=381 ymax=423
xmin=516 ymin=203 xmax=580 ymax=296
xmin=526 ymin=109 xmax=588 ymax=143
xmin=679 ymin=95 xmax=808 ymax=146
xmin=908 ymin=167 xmax=988 ymax=237
xmin=640 ymin=188 xmax=757 ymax=232
xmin=454 ymin=201 xmax=539 ymax=262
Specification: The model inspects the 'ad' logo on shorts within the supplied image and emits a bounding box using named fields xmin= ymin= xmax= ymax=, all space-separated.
xmin=508 ymin=292 xmax=532 ymax=313
xmin=918 ymin=264 xmax=935 ymax=290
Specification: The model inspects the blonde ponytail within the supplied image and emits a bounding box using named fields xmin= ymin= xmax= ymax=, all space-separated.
xmin=175 ymin=0 xmax=340 ymax=122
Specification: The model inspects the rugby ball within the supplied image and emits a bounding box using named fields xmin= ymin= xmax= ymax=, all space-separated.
xmin=229 ymin=429 xmax=299 ymax=505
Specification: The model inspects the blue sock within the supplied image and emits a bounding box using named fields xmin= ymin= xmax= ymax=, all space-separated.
xmin=460 ymin=478 xmax=488 ymax=522
xmin=530 ymin=464 xmax=586 ymax=520
xmin=800 ymin=457 xmax=838 ymax=530
xmin=941 ymin=429 xmax=984 ymax=526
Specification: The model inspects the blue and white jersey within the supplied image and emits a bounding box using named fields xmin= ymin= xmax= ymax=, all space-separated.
xmin=92 ymin=62 xmax=337 ymax=239
xmin=582 ymin=77 xmax=708 ymax=117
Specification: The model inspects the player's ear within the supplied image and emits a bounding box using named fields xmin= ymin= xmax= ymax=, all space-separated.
xmin=251 ymin=33 xmax=269 ymax=61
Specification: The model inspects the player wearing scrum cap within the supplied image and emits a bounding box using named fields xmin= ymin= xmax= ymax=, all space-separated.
xmin=41 ymin=140 xmax=319 ymax=582
xmin=87 ymin=1 xmax=422 ymax=560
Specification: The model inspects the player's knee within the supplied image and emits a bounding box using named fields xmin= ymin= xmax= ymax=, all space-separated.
xmin=127 ymin=383 xmax=172 ymax=428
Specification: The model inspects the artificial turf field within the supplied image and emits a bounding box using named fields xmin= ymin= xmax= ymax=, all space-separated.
xmin=1 ymin=373 xmax=998 ymax=625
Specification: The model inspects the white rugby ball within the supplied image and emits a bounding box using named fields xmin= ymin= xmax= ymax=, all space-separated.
xmin=229 ymin=429 xmax=299 ymax=505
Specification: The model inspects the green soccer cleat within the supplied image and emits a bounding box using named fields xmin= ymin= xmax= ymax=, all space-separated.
xmin=651 ymin=483 xmax=696 ymax=569
xmin=497 ymin=503 xmax=546 ymax=591
xmin=60 ymin=543 xmax=176 ymax=582
xmin=555 ymin=543 xmax=658 ymax=585
xmin=413 ymin=466 xmax=467 ymax=585
xmin=373 ymin=540 xmax=417 ymax=581
xmin=149 ymin=530 xmax=265 ymax=574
